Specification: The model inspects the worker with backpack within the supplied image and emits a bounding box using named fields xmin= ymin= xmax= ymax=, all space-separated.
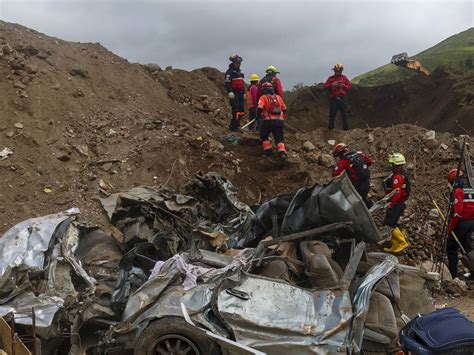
xmin=382 ymin=153 xmax=410 ymax=253
xmin=257 ymin=82 xmax=287 ymax=161
xmin=332 ymin=143 xmax=374 ymax=208
xmin=257 ymin=65 xmax=284 ymax=99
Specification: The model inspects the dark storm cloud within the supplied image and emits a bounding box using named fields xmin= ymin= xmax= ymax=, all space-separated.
xmin=1 ymin=0 xmax=472 ymax=87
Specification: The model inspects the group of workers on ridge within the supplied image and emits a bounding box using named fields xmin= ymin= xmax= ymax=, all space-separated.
xmin=225 ymin=54 xmax=350 ymax=161
xmin=224 ymin=54 xmax=474 ymax=278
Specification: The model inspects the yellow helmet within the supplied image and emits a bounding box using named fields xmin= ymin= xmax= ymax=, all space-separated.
xmin=265 ymin=65 xmax=279 ymax=74
xmin=388 ymin=153 xmax=406 ymax=165
xmin=333 ymin=63 xmax=344 ymax=71
xmin=249 ymin=73 xmax=259 ymax=82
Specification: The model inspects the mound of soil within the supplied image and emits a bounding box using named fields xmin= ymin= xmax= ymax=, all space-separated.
xmin=288 ymin=68 xmax=474 ymax=135
xmin=0 ymin=20 xmax=472 ymax=269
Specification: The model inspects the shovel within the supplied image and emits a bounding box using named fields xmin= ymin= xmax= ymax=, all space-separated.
xmin=429 ymin=194 xmax=474 ymax=271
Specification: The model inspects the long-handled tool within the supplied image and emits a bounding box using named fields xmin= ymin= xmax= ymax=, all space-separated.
xmin=427 ymin=190 xmax=474 ymax=272
xmin=240 ymin=119 xmax=255 ymax=130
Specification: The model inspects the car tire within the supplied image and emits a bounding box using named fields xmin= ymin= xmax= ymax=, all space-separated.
xmin=133 ymin=317 xmax=220 ymax=355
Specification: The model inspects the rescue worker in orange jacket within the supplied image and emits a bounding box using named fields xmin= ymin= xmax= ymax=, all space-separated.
xmin=225 ymin=54 xmax=245 ymax=131
xmin=247 ymin=74 xmax=260 ymax=131
xmin=257 ymin=82 xmax=287 ymax=161
xmin=382 ymin=153 xmax=410 ymax=253
xmin=446 ymin=169 xmax=474 ymax=278
xmin=324 ymin=63 xmax=352 ymax=131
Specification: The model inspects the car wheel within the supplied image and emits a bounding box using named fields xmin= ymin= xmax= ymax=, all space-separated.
xmin=133 ymin=317 xmax=220 ymax=355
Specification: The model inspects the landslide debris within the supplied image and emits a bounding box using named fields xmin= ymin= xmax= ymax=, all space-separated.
xmin=0 ymin=20 xmax=472 ymax=271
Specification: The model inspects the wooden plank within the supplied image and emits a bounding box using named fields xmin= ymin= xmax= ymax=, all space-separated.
xmin=0 ymin=317 xmax=32 ymax=355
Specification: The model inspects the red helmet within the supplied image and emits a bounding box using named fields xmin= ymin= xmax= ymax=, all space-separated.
xmin=261 ymin=81 xmax=274 ymax=94
xmin=333 ymin=143 xmax=348 ymax=157
xmin=447 ymin=168 xmax=463 ymax=183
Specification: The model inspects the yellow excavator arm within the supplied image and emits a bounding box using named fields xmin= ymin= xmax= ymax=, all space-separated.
xmin=391 ymin=52 xmax=430 ymax=76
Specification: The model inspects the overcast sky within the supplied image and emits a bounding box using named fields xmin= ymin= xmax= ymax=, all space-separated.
xmin=0 ymin=0 xmax=472 ymax=87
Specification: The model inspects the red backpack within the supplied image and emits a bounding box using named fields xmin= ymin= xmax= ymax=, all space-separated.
xmin=267 ymin=94 xmax=281 ymax=114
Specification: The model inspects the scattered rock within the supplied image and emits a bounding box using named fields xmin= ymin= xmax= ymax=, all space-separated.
xmin=426 ymin=225 xmax=436 ymax=237
xmin=24 ymin=63 xmax=38 ymax=74
xmin=5 ymin=131 xmax=14 ymax=138
xmin=56 ymin=152 xmax=70 ymax=162
xmin=36 ymin=51 xmax=49 ymax=60
xmin=425 ymin=130 xmax=436 ymax=140
xmin=72 ymin=88 xmax=84 ymax=98
xmin=429 ymin=209 xmax=440 ymax=219
xmin=327 ymin=140 xmax=336 ymax=146
xmin=14 ymin=122 xmax=24 ymax=129
xmin=442 ymin=278 xmax=467 ymax=296
xmin=440 ymin=143 xmax=448 ymax=150
xmin=69 ymin=68 xmax=89 ymax=78
xmin=13 ymin=81 xmax=26 ymax=90
xmin=106 ymin=129 xmax=118 ymax=137
xmin=209 ymin=139 xmax=224 ymax=151
xmin=318 ymin=154 xmax=335 ymax=168
xmin=303 ymin=141 xmax=316 ymax=152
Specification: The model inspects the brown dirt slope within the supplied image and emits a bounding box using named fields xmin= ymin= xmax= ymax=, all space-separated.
xmin=288 ymin=68 xmax=474 ymax=134
xmin=0 ymin=21 xmax=472 ymax=270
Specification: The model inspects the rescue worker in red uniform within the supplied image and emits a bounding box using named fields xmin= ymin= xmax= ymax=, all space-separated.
xmin=257 ymin=65 xmax=283 ymax=99
xmin=383 ymin=153 xmax=410 ymax=253
xmin=332 ymin=143 xmax=374 ymax=208
xmin=446 ymin=169 xmax=474 ymax=278
xmin=324 ymin=63 xmax=352 ymax=131
xmin=257 ymin=82 xmax=287 ymax=161
xmin=225 ymin=54 xmax=246 ymax=131
xmin=247 ymin=74 xmax=260 ymax=131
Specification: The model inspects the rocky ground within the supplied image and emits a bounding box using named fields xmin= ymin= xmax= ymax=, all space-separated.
xmin=0 ymin=21 xmax=473 ymax=308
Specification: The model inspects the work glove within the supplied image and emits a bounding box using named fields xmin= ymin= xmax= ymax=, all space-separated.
xmin=228 ymin=92 xmax=235 ymax=100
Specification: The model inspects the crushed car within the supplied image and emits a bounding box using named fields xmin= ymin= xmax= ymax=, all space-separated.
xmin=0 ymin=173 xmax=436 ymax=354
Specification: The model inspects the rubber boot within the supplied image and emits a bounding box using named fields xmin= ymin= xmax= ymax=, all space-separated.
xmin=391 ymin=227 xmax=409 ymax=253
xmin=383 ymin=227 xmax=408 ymax=253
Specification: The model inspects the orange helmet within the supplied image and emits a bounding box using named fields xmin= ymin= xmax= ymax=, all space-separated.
xmin=333 ymin=143 xmax=348 ymax=157
xmin=447 ymin=168 xmax=463 ymax=184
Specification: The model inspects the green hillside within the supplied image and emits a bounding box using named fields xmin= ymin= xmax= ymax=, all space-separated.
xmin=353 ymin=27 xmax=474 ymax=86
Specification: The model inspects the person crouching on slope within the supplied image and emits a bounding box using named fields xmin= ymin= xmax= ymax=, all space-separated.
xmin=382 ymin=153 xmax=410 ymax=253
xmin=446 ymin=169 xmax=474 ymax=278
xmin=247 ymin=74 xmax=260 ymax=131
xmin=332 ymin=143 xmax=374 ymax=208
xmin=257 ymin=82 xmax=287 ymax=162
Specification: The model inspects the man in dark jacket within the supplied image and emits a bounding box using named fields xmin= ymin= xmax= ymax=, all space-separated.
xmin=324 ymin=63 xmax=352 ymax=131
xmin=225 ymin=54 xmax=246 ymax=131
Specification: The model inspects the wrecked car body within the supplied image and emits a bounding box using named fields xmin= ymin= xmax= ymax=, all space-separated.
xmin=0 ymin=173 xmax=436 ymax=354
